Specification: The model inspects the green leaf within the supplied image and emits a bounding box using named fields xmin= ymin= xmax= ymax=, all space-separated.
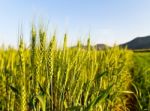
xmin=84 ymin=84 xmax=113 ymax=111
xmin=36 ymin=93 xmax=46 ymax=111
xmin=94 ymin=71 xmax=108 ymax=81
xmin=9 ymin=85 xmax=20 ymax=95
xmin=38 ymin=82 xmax=45 ymax=94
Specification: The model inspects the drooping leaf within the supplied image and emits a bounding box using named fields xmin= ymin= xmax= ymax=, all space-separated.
xmin=36 ymin=93 xmax=46 ymax=111
xmin=9 ymin=85 xmax=20 ymax=95
xmin=84 ymin=84 xmax=113 ymax=111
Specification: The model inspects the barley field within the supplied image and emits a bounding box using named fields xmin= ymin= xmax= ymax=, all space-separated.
xmin=133 ymin=52 xmax=150 ymax=110
xmin=0 ymin=26 xmax=149 ymax=111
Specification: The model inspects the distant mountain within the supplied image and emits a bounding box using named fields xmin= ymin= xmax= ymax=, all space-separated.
xmin=120 ymin=36 xmax=150 ymax=49
xmin=72 ymin=35 xmax=150 ymax=50
xmin=94 ymin=44 xmax=109 ymax=50
xmin=71 ymin=44 xmax=109 ymax=50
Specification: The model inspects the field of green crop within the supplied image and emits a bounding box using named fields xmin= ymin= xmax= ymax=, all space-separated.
xmin=0 ymin=26 xmax=150 ymax=111
xmin=133 ymin=52 xmax=150 ymax=111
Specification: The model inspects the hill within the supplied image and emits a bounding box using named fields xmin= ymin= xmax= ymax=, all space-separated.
xmin=120 ymin=36 xmax=150 ymax=49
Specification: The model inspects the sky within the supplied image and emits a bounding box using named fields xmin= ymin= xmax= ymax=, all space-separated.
xmin=1 ymin=0 xmax=150 ymax=47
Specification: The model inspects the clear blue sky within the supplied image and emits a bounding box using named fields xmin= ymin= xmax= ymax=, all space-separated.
xmin=1 ymin=0 xmax=150 ymax=47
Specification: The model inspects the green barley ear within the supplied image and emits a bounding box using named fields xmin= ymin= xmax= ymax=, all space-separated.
xmin=31 ymin=25 xmax=36 ymax=67
xmin=39 ymin=27 xmax=46 ymax=58
xmin=48 ymin=33 xmax=56 ymax=78
xmin=47 ymin=34 xmax=56 ymax=110
xmin=87 ymin=37 xmax=91 ymax=51
xmin=40 ymin=29 xmax=46 ymax=47
xmin=39 ymin=26 xmax=46 ymax=80
xmin=19 ymin=37 xmax=25 ymax=76
xmin=62 ymin=33 xmax=68 ymax=63
xmin=19 ymin=36 xmax=27 ymax=111
xmin=77 ymin=40 xmax=81 ymax=49
xmin=63 ymin=33 xmax=67 ymax=51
